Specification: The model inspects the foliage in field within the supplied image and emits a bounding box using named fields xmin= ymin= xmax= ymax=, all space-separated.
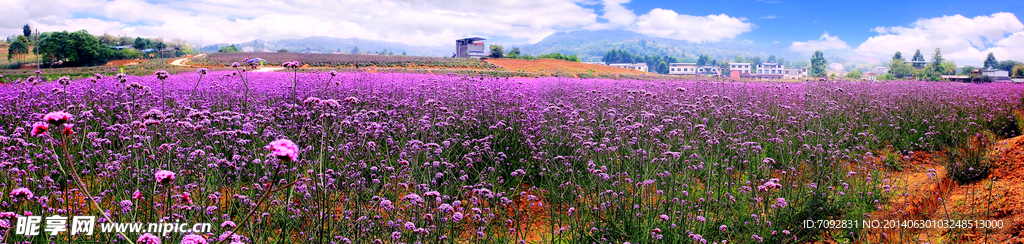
xmin=195 ymin=52 xmax=497 ymax=69
xmin=0 ymin=71 xmax=1021 ymax=243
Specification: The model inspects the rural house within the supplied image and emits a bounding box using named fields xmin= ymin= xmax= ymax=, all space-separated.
xmin=455 ymin=37 xmax=486 ymax=58
xmin=668 ymin=63 xmax=697 ymax=75
xmin=729 ymin=63 xmax=752 ymax=77
xmin=610 ymin=63 xmax=649 ymax=72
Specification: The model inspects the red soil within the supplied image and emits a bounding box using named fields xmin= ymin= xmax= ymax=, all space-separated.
xmin=860 ymin=135 xmax=1024 ymax=243
xmin=484 ymin=58 xmax=646 ymax=75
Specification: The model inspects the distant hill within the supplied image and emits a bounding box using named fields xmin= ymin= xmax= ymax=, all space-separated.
xmin=204 ymin=30 xmax=819 ymax=64
xmin=202 ymin=37 xmax=451 ymax=57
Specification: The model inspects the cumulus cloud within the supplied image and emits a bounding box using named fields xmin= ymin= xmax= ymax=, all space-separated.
xmin=2 ymin=0 xmax=600 ymax=46
xmin=855 ymin=13 xmax=1024 ymax=65
xmin=788 ymin=32 xmax=849 ymax=54
xmin=1 ymin=0 xmax=756 ymax=46
xmin=634 ymin=9 xmax=753 ymax=43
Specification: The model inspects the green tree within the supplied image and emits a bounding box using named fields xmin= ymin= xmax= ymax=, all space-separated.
xmin=889 ymin=58 xmax=914 ymax=78
xmin=912 ymin=49 xmax=924 ymax=62
xmin=996 ymin=60 xmax=1022 ymax=71
xmin=7 ymin=38 xmax=29 ymax=61
xmin=931 ymin=48 xmax=945 ymax=75
xmin=892 ymin=51 xmax=903 ymax=61
xmin=810 ymin=50 xmax=827 ymax=77
xmin=696 ymin=54 xmax=709 ymax=67
xmin=917 ymin=63 xmax=938 ymax=81
xmin=940 ymin=61 xmax=956 ymax=76
xmin=658 ymin=61 xmax=669 ymax=74
xmin=767 ymin=54 xmax=776 ymax=63
xmin=984 ymin=52 xmax=997 ymax=69
xmin=489 ymin=44 xmax=504 ymax=58
xmin=37 ymin=30 xmax=105 ymax=66
xmin=878 ymin=74 xmax=896 ymax=81
xmin=133 ymin=37 xmax=148 ymax=50
xmin=507 ymin=47 xmax=521 ymax=58
xmin=1013 ymin=64 xmax=1024 ymax=78
xmin=350 ymin=46 xmax=359 ymax=54
xmin=846 ymin=69 xmax=863 ymax=79
xmin=278 ymin=49 xmax=288 ymax=53
xmin=734 ymin=55 xmax=744 ymax=63
xmin=23 ymin=24 xmax=31 ymax=40
xmin=960 ymin=66 xmax=975 ymax=75
xmin=218 ymin=45 xmax=239 ymax=53
xmin=750 ymin=56 xmax=762 ymax=73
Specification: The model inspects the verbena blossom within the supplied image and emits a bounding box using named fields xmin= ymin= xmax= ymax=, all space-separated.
xmin=137 ymin=233 xmax=161 ymax=244
xmin=155 ymin=170 xmax=176 ymax=184
xmin=265 ymin=139 xmax=299 ymax=161
xmin=154 ymin=70 xmax=169 ymax=80
xmin=30 ymin=122 xmax=48 ymax=137
xmin=10 ymin=187 xmax=33 ymax=199
xmin=43 ymin=111 xmax=73 ymax=125
xmin=180 ymin=234 xmax=208 ymax=244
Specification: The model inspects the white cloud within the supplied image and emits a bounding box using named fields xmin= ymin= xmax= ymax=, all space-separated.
xmin=760 ymin=15 xmax=778 ymax=19
xmin=1 ymin=0 xmax=755 ymax=47
xmin=855 ymin=12 xmax=1024 ymax=65
xmin=2 ymin=0 xmax=601 ymax=46
xmin=788 ymin=32 xmax=849 ymax=54
xmin=634 ymin=9 xmax=753 ymax=43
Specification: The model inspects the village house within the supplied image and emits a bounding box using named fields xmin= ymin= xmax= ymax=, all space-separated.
xmin=610 ymin=63 xmax=649 ymax=72
xmin=668 ymin=63 xmax=697 ymax=75
xmin=455 ymin=37 xmax=487 ymax=58
xmin=729 ymin=63 xmax=751 ymax=77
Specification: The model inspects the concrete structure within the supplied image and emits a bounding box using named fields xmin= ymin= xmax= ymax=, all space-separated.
xmin=783 ymin=68 xmax=808 ymax=80
xmin=829 ymin=63 xmax=844 ymax=72
xmin=610 ymin=63 xmax=648 ymax=72
xmin=669 ymin=63 xmax=697 ymax=75
xmin=756 ymin=63 xmax=784 ymax=75
xmin=870 ymin=67 xmax=890 ymax=75
xmin=729 ymin=63 xmax=752 ymax=74
xmin=697 ymin=65 xmax=720 ymax=75
xmin=941 ymin=75 xmax=971 ymax=82
xmin=866 ymin=72 xmax=878 ymax=81
xmin=455 ymin=37 xmax=487 ymax=58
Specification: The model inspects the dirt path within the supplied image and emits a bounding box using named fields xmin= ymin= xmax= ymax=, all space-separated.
xmin=169 ymin=54 xmax=205 ymax=67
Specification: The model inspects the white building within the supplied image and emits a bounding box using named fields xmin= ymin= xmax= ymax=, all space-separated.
xmin=829 ymin=63 xmax=844 ymax=72
xmin=783 ymin=68 xmax=808 ymax=80
xmin=669 ymin=63 xmax=697 ymax=75
xmin=697 ymin=65 xmax=720 ymax=75
xmin=756 ymin=63 xmax=784 ymax=75
xmin=870 ymin=67 xmax=890 ymax=75
xmin=729 ymin=63 xmax=752 ymax=75
xmin=610 ymin=63 xmax=649 ymax=72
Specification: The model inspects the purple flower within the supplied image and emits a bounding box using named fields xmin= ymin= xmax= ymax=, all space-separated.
xmin=390 ymin=231 xmax=401 ymax=240
xmin=221 ymin=221 xmax=236 ymax=228
xmin=265 ymin=139 xmax=299 ymax=161
xmin=231 ymin=62 xmax=241 ymax=68
xmin=43 ymin=111 xmax=73 ymax=125
xmin=197 ymin=68 xmax=208 ymax=75
xmin=137 ymin=233 xmax=161 ymax=244
xmin=10 ymin=187 xmax=33 ymax=199
xmin=404 ymin=221 xmax=415 ymax=230
xmin=155 ymin=170 xmax=176 ymax=184
xmin=181 ymin=234 xmax=208 ymax=244
xmin=57 ymin=76 xmax=71 ymax=86
xmin=776 ymin=198 xmax=788 ymax=208
xmin=720 ymin=225 xmax=727 ymax=232
xmin=154 ymin=70 xmax=169 ymax=80
xmin=30 ymin=122 xmax=48 ymax=137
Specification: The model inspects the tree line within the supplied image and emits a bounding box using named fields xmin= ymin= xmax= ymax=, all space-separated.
xmin=5 ymin=24 xmax=195 ymax=68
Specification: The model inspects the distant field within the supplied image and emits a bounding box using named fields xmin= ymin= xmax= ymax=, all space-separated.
xmin=485 ymin=58 xmax=645 ymax=76
xmin=192 ymin=52 xmax=498 ymax=69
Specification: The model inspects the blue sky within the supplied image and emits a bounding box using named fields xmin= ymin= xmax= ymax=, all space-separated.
xmin=621 ymin=0 xmax=1024 ymax=48
xmin=1 ymin=0 xmax=1022 ymax=65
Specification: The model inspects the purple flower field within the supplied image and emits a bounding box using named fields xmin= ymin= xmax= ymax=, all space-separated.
xmin=0 ymin=69 xmax=1022 ymax=243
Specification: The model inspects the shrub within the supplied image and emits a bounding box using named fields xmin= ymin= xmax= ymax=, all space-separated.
xmin=942 ymin=132 xmax=998 ymax=184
